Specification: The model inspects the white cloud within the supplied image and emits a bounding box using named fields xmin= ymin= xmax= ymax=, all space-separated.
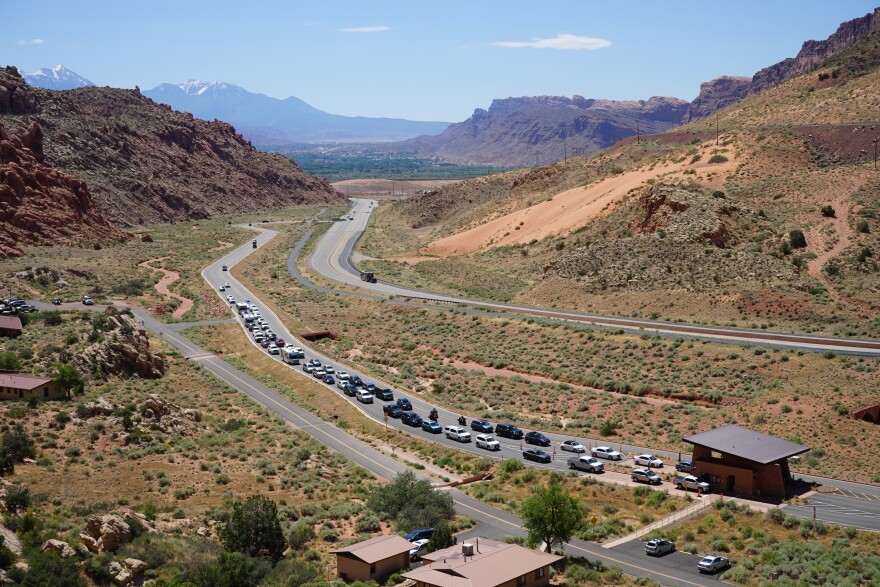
xmin=492 ymin=33 xmax=611 ymax=50
xmin=17 ymin=38 xmax=44 ymax=46
xmin=340 ymin=25 xmax=390 ymax=33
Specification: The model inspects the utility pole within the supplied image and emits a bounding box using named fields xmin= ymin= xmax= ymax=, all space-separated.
xmin=715 ymin=115 xmax=719 ymax=146
xmin=536 ymin=153 xmax=539 ymax=168
xmin=564 ymin=143 xmax=567 ymax=163
xmin=637 ymin=120 xmax=640 ymax=144
xmin=874 ymin=138 xmax=878 ymax=170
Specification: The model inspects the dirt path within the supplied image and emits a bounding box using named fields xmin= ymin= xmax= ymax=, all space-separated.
xmin=424 ymin=150 xmax=737 ymax=255
xmin=139 ymin=257 xmax=194 ymax=319
xmin=807 ymin=198 xmax=851 ymax=284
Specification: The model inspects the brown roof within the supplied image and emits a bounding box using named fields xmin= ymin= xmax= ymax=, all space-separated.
xmin=404 ymin=539 xmax=562 ymax=587
xmin=331 ymin=534 xmax=413 ymax=564
xmin=0 ymin=373 xmax=52 ymax=391
xmin=684 ymin=424 xmax=809 ymax=464
xmin=0 ymin=316 xmax=22 ymax=331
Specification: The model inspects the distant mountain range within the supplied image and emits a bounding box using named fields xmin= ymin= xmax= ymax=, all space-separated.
xmin=143 ymin=81 xmax=450 ymax=144
xmin=23 ymin=65 xmax=94 ymax=90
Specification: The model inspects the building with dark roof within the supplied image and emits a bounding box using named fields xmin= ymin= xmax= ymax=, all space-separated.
xmin=683 ymin=425 xmax=809 ymax=498
xmin=0 ymin=316 xmax=23 ymax=338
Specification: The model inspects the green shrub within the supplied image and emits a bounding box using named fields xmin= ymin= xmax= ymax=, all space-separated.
xmin=707 ymin=155 xmax=728 ymax=164
xmin=821 ymin=205 xmax=836 ymax=218
xmin=789 ymin=229 xmax=807 ymax=249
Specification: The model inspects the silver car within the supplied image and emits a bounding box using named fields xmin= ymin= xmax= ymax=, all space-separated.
xmin=476 ymin=434 xmax=500 ymax=451
xmin=645 ymin=539 xmax=675 ymax=556
xmin=698 ymin=555 xmax=730 ymax=574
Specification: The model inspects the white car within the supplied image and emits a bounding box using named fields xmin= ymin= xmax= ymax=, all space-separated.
xmin=252 ymin=310 xmax=262 ymax=317
xmin=475 ymin=434 xmax=500 ymax=451
xmin=218 ymin=286 xmax=225 ymax=292
xmin=634 ymin=454 xmax=664 ymax=468
xmin=591 ymin=446 xmax=622 ymax=460
xmin=356 ymin=389 xmax=374 ymax=404
xmin=336 ymin=378 xmax=348 ymax=390
xmin=226 ymin=295 xmax=235 ymax=303
xmin=336 ymin=371 xmax=350 ymax=382
xmin=444 ymin=426 xmax=471 ymax=442
xmin=560 ymin=440 xmax=586 ymax=453
xmin=268 ymin=346 xmax=280 ymax=355
xmin=409 ymin=539 xmax=430 ymax=561
xmin=323 ymin=366 xmax=335 ymax=375
xmin=697 ymin=555 xmax=730 ymax=574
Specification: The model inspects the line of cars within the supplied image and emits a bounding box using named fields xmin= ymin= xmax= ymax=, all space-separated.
xmin=1 ymin=298 xmax=37 ymax=314
xmin=643 ymin=538 xmax=731 ymax=575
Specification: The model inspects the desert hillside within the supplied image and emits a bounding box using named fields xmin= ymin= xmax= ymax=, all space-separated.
xmin=0 ymin=66 xmax=344 ymax=227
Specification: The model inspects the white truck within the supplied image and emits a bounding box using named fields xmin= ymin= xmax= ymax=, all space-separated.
xmin=674 ymin=474 xmax=710 ymax=493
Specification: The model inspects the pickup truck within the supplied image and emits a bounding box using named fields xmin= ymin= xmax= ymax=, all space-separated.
xmin=674 ymin=474 xmax=710 ymax=493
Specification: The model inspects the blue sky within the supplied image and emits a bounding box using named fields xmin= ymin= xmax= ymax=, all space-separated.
xmin=5 ymin=1 xmax=879 ymax=122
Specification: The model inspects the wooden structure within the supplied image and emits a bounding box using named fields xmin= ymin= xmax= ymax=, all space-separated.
xmin=331 ymin=534 xmax=412 ymax=582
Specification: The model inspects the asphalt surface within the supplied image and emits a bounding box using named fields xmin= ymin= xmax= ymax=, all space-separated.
xmin=782 ymin=491 xmax=880 ymax=531
xmin=307 ymin=198 xmax=880 ymax=356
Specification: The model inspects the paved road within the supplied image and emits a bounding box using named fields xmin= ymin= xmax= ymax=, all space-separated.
xmin=782 ymin=491 xmax=880 ymax=531
xmin=307 ymin=198 xmax=880 ymax=356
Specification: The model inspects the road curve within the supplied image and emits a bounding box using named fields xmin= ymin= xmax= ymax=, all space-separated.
xmin=307 ymin=199 xmax=880 ymax=356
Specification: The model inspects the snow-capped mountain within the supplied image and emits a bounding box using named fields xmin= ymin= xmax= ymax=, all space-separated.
xmin=23 ymin=65 xmax=95 ymax=90
xmin=144 ymin=80 xmax=449 ymax=144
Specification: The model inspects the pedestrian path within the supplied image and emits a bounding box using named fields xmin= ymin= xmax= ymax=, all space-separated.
xmin=602 ymin=496 xmax=717 ymax=549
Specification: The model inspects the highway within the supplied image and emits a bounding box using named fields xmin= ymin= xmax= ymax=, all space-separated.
xmin=307 ymin=198 xmax=880 ymax=356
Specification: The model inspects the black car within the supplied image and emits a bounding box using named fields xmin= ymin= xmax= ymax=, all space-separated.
xmin=350 ymin=375 xmax=364 ymax=387
xmin=470 ymin=419 xmax=494 ymax=433
xmin=525 ymin=431 xmax=551 ymax=447
xmin=343 ymin=384 xmax=357 ymax=397
xmin=523 ymin=449 xmax=552 ymax=463
xmin=495 ymin=423 xmax=524 ymax=439
xmin=403 ymin=528 xmax=435 ymax=542
xmin=383 ymin=404 xmax=403 ymax=418
xmin=396 ymin=398 xmax=413 ymax=411
xmin=374 ymin=388 xmax=394 ymax=401
xmin=400 ymin=411 xmax=423 ymax=427
xmin=52 ymin=298 xmax=62 ymax=305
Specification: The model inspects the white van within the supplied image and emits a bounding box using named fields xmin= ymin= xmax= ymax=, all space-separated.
xmin=356 ymin=389 xmax=374 ymax=404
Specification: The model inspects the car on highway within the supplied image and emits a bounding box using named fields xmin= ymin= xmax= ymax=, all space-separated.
xmin=495 ymin=423 xmax=523 ymax=439
xmin=475 ymin=434 xmax=500 ymax=451
xmin=260 ymin=339 xmax=271 ymax=348
xmin=342 ymin=383 xmax=357 ymax=397
xmin=403 ymin=528 xmax=435 ymax=542
xmin=275 ymin=338 xmax=285 ymax=347
xmin=374 ymin=388 xmax=394 ymax=401
xmin=421 ymin=420 xmax=442 ymax=434
xmin=268 ymin=346 xmax=280 ymax=355
xmin=308 ymin=358 xmax=322 ymax=367
xmin=560 ymin=440 xmax=586 ymax=453
xmin=336 ymin=371 xmax=349 ymax=382
xmin=323 ymin=365 xmax=335 ymax=375
xmin=634 ymin=454 xmax=664 ymax=468
xmin=644 ymin=539 xmax=675 ymax=556
xmin=400 ymin=411 xmax=423 ymax=427
xmin=356 ymin=389 xmax=373 ymax=403
xmin=336 ymin=378 xmax=348 ymax=390
xmin=396 ymin=398 xmax=413 ymax=411
xmin=303 ymin=364 xmax=316 ymax=374
xmin=287 ymin=347 xmax=304 ymax=359
xmin=631 ymin=468 xmax=662 ymax=485
xmin=82 ymin=296 xmax=94 ymax=305
xmin=567 ymin=456 xmax=604 ymax=473
xmin=523 ymin=449 xmax=552 ymax=464
xmin=350 ymin=375 xmax=363 ymax=387
xmin=444 ymin=426 xmax=471 ymax=442
xmin=218 ymin=286 xmax=225 ymax=292
xmin=52 ymin=298 xmax=62 ymax=305
xmin=224 ymin=283 xmax=231 ymax=289
xmin=362 ymin=382 xmax=376 ymax=393
xmin=524 ymin=431 xmax=551 ymax=447
xmin=312 ymin=368 xmax=326 ymax=379
xmin=409 ymin=539 xmax=430 ymax=561
xmin=697 ymin=555 xmax=730 ymax=574
xmin=266 ymin=332 xmax=277 ymax=341
xmin=323 ymin=374 xmax=335 ymax=385
xmin=675 ymin=460 xmax=694 ymax=473
xmin=383 ymin=404 xmax=403 ymax=418
xmin=222 ymin=265 xmax=228 ymax=271
xmin=226 ymin=295 xmax=235 ymax=303
xmin=470 ymin=419 xmax=494 ymax=433
xmin=591 ymin=446 xmax=622 ymax=461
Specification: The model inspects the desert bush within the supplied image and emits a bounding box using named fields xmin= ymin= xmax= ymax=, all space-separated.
xmin=707 ymin=155 xmax=728 ymax=164
xmin=789 ymin=229 xmax=807 ymax=249
xmin=821 ymin=205 xmax=836 ymax=218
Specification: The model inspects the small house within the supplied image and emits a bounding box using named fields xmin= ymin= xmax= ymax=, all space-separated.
xmin=0 ymin=373 xmax=65 ymax=401
xmin=331 ymin=534 xmax=413 ymax=582
xmin=0 ymin=316 xmax=22 ymax=338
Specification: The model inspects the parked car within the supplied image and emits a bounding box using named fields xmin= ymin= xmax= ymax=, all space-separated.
xmin=697 ymin=555 xmax=730 ymax=574
xmin=675 ymin=460 xmax=694 ymax=473
xmin=591 ymin=446 xmax=622 ymax=461
xmin=444 ymin=426 xmax=471 ymax=442
xmin=374 ymin=388 xmax=394 ymax=401
xmin=403 ymin=528 xmax=435 ymax=543
xmin=475 ymin=434 xmax=500 ymax=451
xmin=396 ymin=398 xmax=413 ymax=411
xmin=495 ymin=423 xmax=523 ymax=439
xmin=567 ymin=456 xmax=604 ymax=473
xmin=401 ymin=411 xmax=423 ymax=427
xmin=323 ymin=375 xmax=335 ymax=385
xmin=383 ymin=404 xmax=403 ymax=419
xmin=52 ymin=298 xmax=62 ymax=305
xmin=82 ymin=296 xmax=94 ymax=305
xmin=343 ymin=384 xmax=357 ymax=397
xmin=634 ymin=454 xmax=664 ymax=468
xmin=470 ymin=419 xmax=494 ymax=433
xmin=409 ymin=539 xmax=430 ymax=561
xmin=631 ymin=468 xmax=662 ymax=485
xmin=675 ymin=475 xmax=710 ymax=493
xmin=421 ymin=420 xmax=442 ymax=434
xmin=17 ymin=305 xmax=36 ymax=313
xmin=560 ymin=440 xmax=586 ymax=453
xmin=525 ymin=431 xmax=551 ymax=447
xmin=644 ymin=539 xmax=675 ymax=556
xmin=356 ymin=389 xmax=373 ymax=403
xmin=523 ymin=449 xmax=552 ymax=464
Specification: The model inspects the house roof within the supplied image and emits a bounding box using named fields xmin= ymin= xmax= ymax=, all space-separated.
xmin=684 ymin=424 xmax=809 ymax=464
xmin=0 ymin=373 xmax=52 ymax=391
xmin=404 ymin=539 xmax=562 ymax=587
xmin=331 ymin=534 xmax=413 ymax=565
xmin=0 ymin=316 xmax=22 ymax=331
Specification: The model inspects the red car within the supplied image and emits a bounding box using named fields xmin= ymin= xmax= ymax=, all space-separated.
xmin=260 ymin=339 xmax=271 ymax=348
xmin=275 ymin=338 xmax=285 ymax=347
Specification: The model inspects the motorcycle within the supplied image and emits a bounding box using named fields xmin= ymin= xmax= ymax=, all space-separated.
xmin=458 ymin=415 xmax=466 ymax=426
xmin=429 ymin=408 xmax=439 ymax=421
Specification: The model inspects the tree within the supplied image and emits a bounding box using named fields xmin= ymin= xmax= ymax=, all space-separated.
xmin=52 ymin=362 xmax=84 ymax=398
xmin=4 ymin=485 xmax=30 ymax=514
xmin=789 ymin=229 xmax=807 ymax=249
xmin=520 ymin=479 xmax=585 ymax=554
xmin=0 ymin=352 xmax=21 ymax=371
xmin=219 ymin=495 xmax=286 ymax=561
xmin=1 ymin=424 xmax=35 ymax=476
xmin=427 ymin=521 xmax=456 ymax=551
xmin=367 ymin=470 xmax=455 ymax=531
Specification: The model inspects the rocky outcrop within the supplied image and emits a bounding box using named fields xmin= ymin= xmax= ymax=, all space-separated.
xmin=77 ymin=397 xmax=115 ymax=419
xmin=75 ymin=310 xmax=165 ymax=379
xmin=393 ymin=95 xmax=689 ymax=166
xmin=0 ymin=66 xmax=344 ymax=226
xmin=0 ymin=116 xmax=128 ymax=257
xmin=108 ymin=557 xmax=147 ymax=587
xmin=79 ymin=514 xmax=131 ymax=553
xmin=40 ymin=539 xmax=77 ymax=558
xmin=140 ymin=394 xmax=199 ymax=436
xmin=635 ymin=184 xmax=741 ymax=248
xmin=682 ymin=76 xmax=752 ymax=123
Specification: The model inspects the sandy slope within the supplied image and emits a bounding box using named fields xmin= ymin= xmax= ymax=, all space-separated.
xmin=424 ymin=153 xmax=736 ymax=256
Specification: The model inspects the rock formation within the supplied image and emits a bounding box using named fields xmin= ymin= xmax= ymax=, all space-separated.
xmin=75 ymin=310 xmax=165 ymax=379
xmin=40 ymin=539 xmax=77 ymax=558
xmin=79 ymin=514 xmax=131 ymax=553
xmin=681 ymin=76 xmax=752 ymax=124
